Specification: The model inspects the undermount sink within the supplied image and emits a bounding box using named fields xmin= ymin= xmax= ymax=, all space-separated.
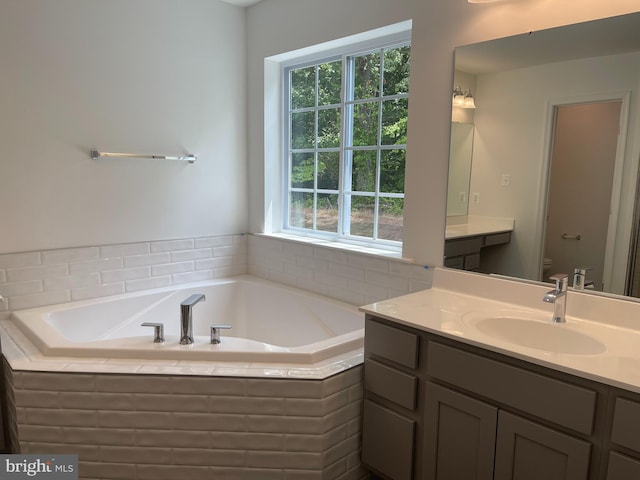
xmin=464 ymin=314 xmax=606 ymax=355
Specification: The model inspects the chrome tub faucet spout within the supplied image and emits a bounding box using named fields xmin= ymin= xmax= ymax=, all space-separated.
xmin=543 ymin=273 xmax=568 ymax=323
xmin=180 ymin=294 xmax=206 ymax=345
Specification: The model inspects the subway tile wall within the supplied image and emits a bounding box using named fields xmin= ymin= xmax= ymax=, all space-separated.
xmin=0 ymin=233 xmax=433 ymax=317
xmin=0 ymin=235 xmax=248 ymax=315
xmin=6 ymin=364 xmax=367 ymax=480
xmin=248 ymin=235 xmax=433 ymax=305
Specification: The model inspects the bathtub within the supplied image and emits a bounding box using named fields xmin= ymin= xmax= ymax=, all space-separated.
xmin=9 ymin=275 xmax=364 ymax=365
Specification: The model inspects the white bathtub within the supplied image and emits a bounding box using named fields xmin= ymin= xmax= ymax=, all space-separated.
xmin=9 ymin=276 xmax=364 ymax=364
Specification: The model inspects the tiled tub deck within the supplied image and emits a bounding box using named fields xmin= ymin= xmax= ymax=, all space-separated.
xmin=3 ymin=362 xmax=366 ymax=480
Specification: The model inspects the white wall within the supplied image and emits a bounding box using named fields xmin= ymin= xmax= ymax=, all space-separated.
xmin=247 ymin=0 xmax=640 ymax=267
xmin=469 ymin=52 xmax=640 ymax=284
xmin=0 ymin=0 xmax=247 ymax=255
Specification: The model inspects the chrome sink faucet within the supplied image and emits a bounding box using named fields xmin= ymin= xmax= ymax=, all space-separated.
xmin=543 ymin=273 xmax=568 ymax=323
xmin=180 ymin=294 xmax=206 ymax=345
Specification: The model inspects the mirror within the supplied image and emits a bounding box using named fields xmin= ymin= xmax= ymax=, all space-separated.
xmin=447 ymin=12 xmax=640 ymax=298
xmin=447 ymin=122 xmax=474 ymax=216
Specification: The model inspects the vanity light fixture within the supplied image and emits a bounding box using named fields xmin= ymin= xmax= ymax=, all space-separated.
xmin=452 ymin=86 xmax=476 ymax=109
xmin=452 ymin=86 xmax=465 ymax=107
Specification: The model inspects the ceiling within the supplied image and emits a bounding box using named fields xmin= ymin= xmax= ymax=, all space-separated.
xmin=221 ymin=0 xmax=263 ymax=7
xmin=456 ymin=12 xmax=640 ymax=75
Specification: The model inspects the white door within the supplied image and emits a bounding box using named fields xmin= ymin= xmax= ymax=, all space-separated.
xmin=543 ymin=101 xmax=622 ymax=290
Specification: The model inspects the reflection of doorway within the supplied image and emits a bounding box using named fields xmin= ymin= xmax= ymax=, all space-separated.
xmin=543 ymin=101 xmax=622 ymax=290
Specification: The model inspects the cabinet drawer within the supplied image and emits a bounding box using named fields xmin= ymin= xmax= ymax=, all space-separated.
xmin=366 ymin=319 xmax=419 ymax=369
xmin=444 ymin=236 xmax=483 ymax=257
xmin=444 ymin=256 xmax=464 ymax=269
xmin=365 ymin=359 xmax=417 ymax=410
xmin=611 ymin=397 xmax=640 ymax=451
xmin=362 ymin=400 xmax=415 ymax=480
xmin=484 ymin=232 xmax=511 ymax=247
xmin=607 ymin=451 xmax=640 ymax=479
xmin=464 ymin=253 xmax=481 ymax=270
xmin=427 ymin=342 xmax=597 ymax=435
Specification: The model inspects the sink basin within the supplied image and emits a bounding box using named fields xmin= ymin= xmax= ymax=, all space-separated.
xmin=465 ymin=315 xmax=606 ymax=355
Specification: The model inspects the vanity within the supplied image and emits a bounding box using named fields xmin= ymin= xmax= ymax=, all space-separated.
xmin=444 ymin=217 xmax=513 ymax=271
xmin=360 ymin=267 xmax=640 ymax=480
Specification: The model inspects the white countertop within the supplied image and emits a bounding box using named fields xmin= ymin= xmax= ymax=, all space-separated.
xmin=360 ymin=268 xmax=640 ymax=393
xmin=445 ymin=216 xmax=514 ymax=240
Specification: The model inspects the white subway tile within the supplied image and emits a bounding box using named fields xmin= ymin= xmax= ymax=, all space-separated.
xmin=136 ymin=429 xmax=209 ymax=448
xmin=69 ymin=257 xmax=124 ymax=276
xmin=79 ymin=461 xmax=137 ymax=479
xmin=124 ymin=252 xmax=171 ymax=268
xmin=327 ymin=262 xmax=365 ymax=281
xmin=125 ymin=276 xmax=172 ymax=293
xmin=313 ymin=247 xmax=348 ymax=264
xmin=25 ymin=408 xmax=98 ymax=427
xmin=0 ymin=252 xmax=41 ymax=269
xmin=150 ymin=239 xmax=195 ymax=253
xmin=9 ymin=290 xmax=69 ymax=310
xmin=151 ymin=261 xmax=194 ymax=277
xmin=42 ymin=247 xmax=99 ymax=265
xmin=364 ymin=269 xmax=409 ymax=291
xmin=0 ymin=280 xmax=43 ymax=297
xmin=7 ymin=264 xmax=68 ymax=282
xmin=44 ymin=273 xmax=100 ymax=292
xmin=71 ymin=282 xmax=124 ymax=301
xmin=100 ymin=242 xmax=150 ymax=258
xmin=195 ymin=257 xmax=232 ymax=271
xmin=170 ymin=248 xmax=212 ymax=262
xmin=136 ymin=465 xmax=212 ymax=480
xmin=347 ymin=253 xmax=390 ymax=273
xmin=172 ymin=270 xmax=212 ymax=285
xmin=194 ymin=236 xmax=233 ymax=248
xmin=101 ymin=266 xmax=151 ymax=284
xmin=212 ymin=245 xmax=242 ymax=259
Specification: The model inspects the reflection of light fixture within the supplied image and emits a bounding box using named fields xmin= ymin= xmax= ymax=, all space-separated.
xmin=452 ymin=86 xmax=476 ymax=109
xmin=463 ymin=89 xmax=476 ymax=108
xmin=452 ymin=86 xmax=465 ymax=107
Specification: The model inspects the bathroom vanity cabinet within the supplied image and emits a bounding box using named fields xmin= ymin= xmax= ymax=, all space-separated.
xmin=443 ymin=231 xmax=511 ymax=271
xmin=362 ymin=315 xmax=640 ymax=480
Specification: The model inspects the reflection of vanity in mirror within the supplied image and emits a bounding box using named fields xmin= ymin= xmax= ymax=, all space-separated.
xmin=446 ymin=12 xmax=640 ymax=299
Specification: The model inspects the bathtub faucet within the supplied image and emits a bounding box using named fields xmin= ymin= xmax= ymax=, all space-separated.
xmin=180 ymin=294 xmax=206 ymax=345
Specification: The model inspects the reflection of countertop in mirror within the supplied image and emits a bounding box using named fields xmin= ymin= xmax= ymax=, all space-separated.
xmin=445 ymin=215 xmax=514 ymax=240
xmin=360 ymin=267 xmax=640 ymax=393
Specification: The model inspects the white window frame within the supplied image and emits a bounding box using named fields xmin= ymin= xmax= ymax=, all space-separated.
xmin=281 ymin=30 xmax=411 ymax=251
xmin=262 ymin=21 xmax=412 ymax=253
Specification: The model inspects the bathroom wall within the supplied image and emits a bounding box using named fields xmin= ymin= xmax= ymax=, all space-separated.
xmin=0 ymin=0 xmax=247 ymax=255
xmin=468 ymin=52 xmax=640 ymax=283
xmin=246 ymin=0 xmax=640 ymax=269
xmin=2 ymin=0 xmax=640 ymax=312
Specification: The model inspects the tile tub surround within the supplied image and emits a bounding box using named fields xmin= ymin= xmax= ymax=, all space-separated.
xmin=0 ymin=235 xmax=248 ymax=315
xmin=248 ymin=234 xmax=433 ymax=306
xmin=3 ymin=364 xmax=367 ymax=480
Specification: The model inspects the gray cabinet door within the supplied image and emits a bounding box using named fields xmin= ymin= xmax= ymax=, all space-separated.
xmin=606 ymin=451 xmax=640 ymax=479
xmin=495 ymin=411 xmax=591 ymax=480
xmin=362 ymin=399 xmax=415 ymax=480
xmin=424 ymin=382 xmax=498 ymax=480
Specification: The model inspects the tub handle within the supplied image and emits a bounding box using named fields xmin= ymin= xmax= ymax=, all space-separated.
xmin=141 ymin=322 xmax=165 ymax=343
xmin=210 ymin=325 xmax=232 ymax=345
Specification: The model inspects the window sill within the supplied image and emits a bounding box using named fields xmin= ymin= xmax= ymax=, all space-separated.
xmin=255 ymin=232 xmax=415 ymax=263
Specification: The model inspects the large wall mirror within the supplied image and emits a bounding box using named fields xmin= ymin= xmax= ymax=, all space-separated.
xmin=447 ymin=12 xmax=640 ymax=299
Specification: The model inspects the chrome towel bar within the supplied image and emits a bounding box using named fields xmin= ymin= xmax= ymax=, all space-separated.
xmin=91 ymin=149 xmax=197 ymax=164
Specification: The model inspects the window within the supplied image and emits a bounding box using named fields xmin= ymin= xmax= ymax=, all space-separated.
xmin=284 ymin=41 xmax=410 ymax=247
